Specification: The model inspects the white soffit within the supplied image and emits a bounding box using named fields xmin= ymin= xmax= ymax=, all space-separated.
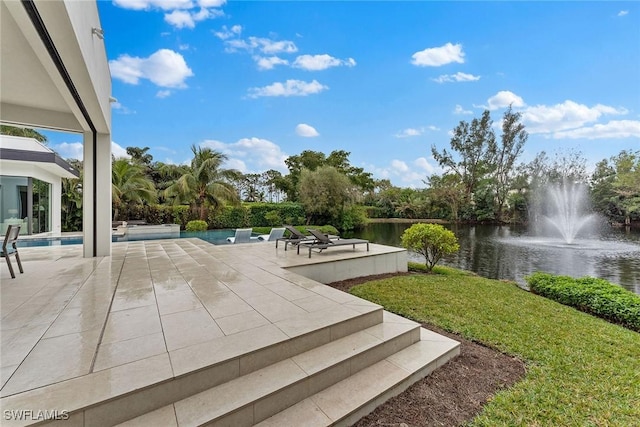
xmin=0 ymin=1 xmax=110 ymax=134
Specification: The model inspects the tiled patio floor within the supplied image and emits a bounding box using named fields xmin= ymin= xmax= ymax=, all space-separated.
xmin=0 ymin=239 xmax=399 ymax=392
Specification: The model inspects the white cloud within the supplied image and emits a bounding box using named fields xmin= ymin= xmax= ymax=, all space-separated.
xmin=113 ymin=0 xmax=225 ymax=28
xmin=411 ymin=42 xmax=465 ymax=67
xmin=225 ymin=36 xmax=297 ymax=54
xmin=247 ymin=79 xmax=328 ymax=98
xmin=454 ymin=104 xmax=473 ymax=115
xmin=552 ymin=120 xmax=640 ymax=139
xmin=618 ymin=10 xmax=629 ymax=16
xmin=522 ymin=100 xmax=627 ymax=134
xmin=112 ymin=141 xmax=130 ymax=158
xmin=178 ymin=44 xmax=190 ymax=50
xmin=386 ymin=159 xmax=433 ymax=187
xmin=113 ymin=0 xmax=194 ymax=11
xmin=292 ymin=54 xmax=356 ymax=71
xmin=391 ymin=159 xmax=409 ymax=173
xmin=224 ymin=158 xmax=247 ymax=172
xmin=109 ymin=49 xmax=194 ymax=88
xmin=427 ymin=125 xmax=440 ymax=131
xmin=201 ymin=138 xmax=288 ymax=172
xmin=111 ymin=102 xmax=135 ymax=115
xmin=395 ymin=128 xmax=423 ymax=138
xmin=51 ymin=141 xmax=129 ymax=160
xmin=414 ymin=157 xmax=439 ymax=175
xmin=164 ymin=10 xmax=194 ymax=28
xmin=369 ymin=157 xmax=443 ymax=187
xmin=164 ymin=8 xmax=222 ymax=29
xmin=199 ymin=0 xmax=226 ymax=7
xmin=487 ymin=90 xmax=526 ymax=110
xmin=253 ymin=56 xmax=289 ymax=70
xmin=52 ymin=142 xmax=83 ymax=160
xmin=253 ymin=37 xmax=297 ymax=54
xmin=156 ymin=90 xmax=172 ymax=98
xmin=432 ymin=72 xmax=480 ymax=83
xmin=214 ymin=24 xmax=242 ymax=40
xmin=295 ymin=124 xmax=319 ymax=137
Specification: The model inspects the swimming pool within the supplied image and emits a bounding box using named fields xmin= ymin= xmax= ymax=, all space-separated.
xmin=16 ymin=229 xmax=256 ymax=248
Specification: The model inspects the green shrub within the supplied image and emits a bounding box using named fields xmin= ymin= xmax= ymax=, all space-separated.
xmin=401 ymin=223 xmax=459 ymax=272
xmin=246 ymin=202 xmax=305 ymax=227
xmin=264 ymin=210 xmax=282 ymax=226
xmin=185 ymin=220 xmax=208 ymax=231
xmin=339 ymin=205 xmax=368 ymax=231
xmin=208 ymin=206 xmax=249 ymax=228
xmin=208 ymin=203 xmax=306 ymax=228
xmin=364 ymin=206 xmax=387 ymax=219
xmin=526 ymin=272 xmax=640 ymax=331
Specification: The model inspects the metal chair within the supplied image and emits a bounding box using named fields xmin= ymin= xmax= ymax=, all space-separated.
xmin=2 ymin=224 xmax=23 ymax=279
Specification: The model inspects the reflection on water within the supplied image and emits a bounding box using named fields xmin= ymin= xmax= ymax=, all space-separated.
xmin=347 ymin=223 xmax=640 ymax=295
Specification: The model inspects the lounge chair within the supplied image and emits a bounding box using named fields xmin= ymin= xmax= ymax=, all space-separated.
xmin=2 ymin=225 xmax=23 ymax=279
xmin=226 ymin=228 xmax=253 ymax=244
xmin=276 ymin=225 xmax=315 ymax=250
xmin=298 ymin=228 xmax=369 ymax=258
xmin=257 ymin=227 xmax=286 ymax=242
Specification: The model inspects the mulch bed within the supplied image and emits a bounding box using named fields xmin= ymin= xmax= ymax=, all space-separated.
xmin=327 ymin=274 xmax=526 ymax=427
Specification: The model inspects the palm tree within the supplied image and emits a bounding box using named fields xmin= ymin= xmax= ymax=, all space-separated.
xmin=112 ymin=157 xmax=157 ymax=221
xmin=164 ymin=145 xmax=240 ymax=221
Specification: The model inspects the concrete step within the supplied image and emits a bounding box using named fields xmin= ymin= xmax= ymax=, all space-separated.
xmin=116 ymin=319 xmax=427 ymax=426
xmin=1 ymin=305 xmax=383 ymax=427
xmin=256 ymin=328 xmax=461 ymax=427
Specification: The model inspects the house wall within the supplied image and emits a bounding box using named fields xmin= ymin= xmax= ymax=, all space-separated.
xmin=1 ymin=163 xmax=63 ymax=235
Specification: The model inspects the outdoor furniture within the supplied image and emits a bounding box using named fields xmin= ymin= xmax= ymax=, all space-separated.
xmin=226 ymin=228 xmax=253 ymax=244
xmin=298 ymin=228 xmax=369 ymax=258
xmin=257 ymin=227 xmax=286 ymax=242
xmin=276 ymin=225 xmax=315 ymax=250
xmin=1 ymin=224 xmax=23 ymax=279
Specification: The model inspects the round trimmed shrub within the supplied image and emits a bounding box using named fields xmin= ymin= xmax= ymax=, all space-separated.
xmin=185 ymin=220 xmax=208 ymax=231
xmin=401 ymin=223 xmax=459 ymax=272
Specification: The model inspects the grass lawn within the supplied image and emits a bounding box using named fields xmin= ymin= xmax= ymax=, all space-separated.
xmin=350 ymin=267 xmax=640 ymax=426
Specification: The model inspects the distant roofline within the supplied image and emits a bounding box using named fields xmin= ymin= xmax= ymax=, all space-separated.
xmin=0 ymin=146 xmax=80 ymax=178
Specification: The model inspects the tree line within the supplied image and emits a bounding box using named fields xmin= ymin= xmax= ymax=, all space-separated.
xmin=2 ymin=114 xmax=639 ymax=232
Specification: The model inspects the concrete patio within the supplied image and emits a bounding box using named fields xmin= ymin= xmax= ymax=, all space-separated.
xmin=1 ymin=239 xmax=459 ymax=426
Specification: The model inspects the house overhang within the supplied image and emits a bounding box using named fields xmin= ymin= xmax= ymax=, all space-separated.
xmin=0 ymin=148 xmax=79 ymax=180
xmin=0 ymin=0 xmax=111 ymax=134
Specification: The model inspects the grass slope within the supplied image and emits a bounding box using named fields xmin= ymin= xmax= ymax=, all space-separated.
xmin=350 ymin=267 xmax=640 ymax=426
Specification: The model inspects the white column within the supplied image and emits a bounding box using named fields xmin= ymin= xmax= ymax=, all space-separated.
xmin=83 ymin=131 xmax=111 ymax=257
xmin=51 ymin=180 xmax=62 ymax=235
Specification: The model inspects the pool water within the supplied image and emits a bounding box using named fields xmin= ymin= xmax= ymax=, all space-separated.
xmin=16 ymin=229 xmax=255 ymax=248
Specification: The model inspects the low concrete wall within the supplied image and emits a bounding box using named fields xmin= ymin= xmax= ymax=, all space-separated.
xmin=286 ymin=250 xmax=408 ymax=284
xmin=126 ymin=224 xmax=181 ymax=237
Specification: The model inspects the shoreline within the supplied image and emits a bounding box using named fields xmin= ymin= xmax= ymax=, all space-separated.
xmin=367 ymin=218 xmax=449 ymax=224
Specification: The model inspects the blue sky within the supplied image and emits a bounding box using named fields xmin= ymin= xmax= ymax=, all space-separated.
xmin=48 ymin=0 xmax=640 ymax=187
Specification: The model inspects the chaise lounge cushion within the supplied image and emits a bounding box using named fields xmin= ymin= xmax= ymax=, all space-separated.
xmin=298 ymin=229 xmax=369 ymax=258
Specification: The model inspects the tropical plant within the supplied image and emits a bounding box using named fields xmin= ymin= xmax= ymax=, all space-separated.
xmin=401 ymin=223 xmax=459 ymax=271
xmin=112 ymin=157 xmax=157 ymax=221
xmin=164 ymin=145 xmax=240 ymax=220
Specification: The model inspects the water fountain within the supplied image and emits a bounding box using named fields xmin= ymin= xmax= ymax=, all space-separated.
xmin=540 ymin=181 xmax=598 ymax=244
xmin=491 ymin=180 xmax=640 ymax=293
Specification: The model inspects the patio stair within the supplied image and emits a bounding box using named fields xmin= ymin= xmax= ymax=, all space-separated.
xmin=1 ymin=240 xmax=459 ymax=427
xmin=116 ymin=313 xmax=460 ymax=427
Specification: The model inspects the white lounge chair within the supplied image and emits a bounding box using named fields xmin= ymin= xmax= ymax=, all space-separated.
xmin=257 ymin=227 xmax=286 ymax=242
xmin=226 ymin=228 xmax=253 ymax=244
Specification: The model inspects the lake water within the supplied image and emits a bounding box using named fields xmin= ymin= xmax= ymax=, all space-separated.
xmin=346 ymin=223 xmax=640 ymax=295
